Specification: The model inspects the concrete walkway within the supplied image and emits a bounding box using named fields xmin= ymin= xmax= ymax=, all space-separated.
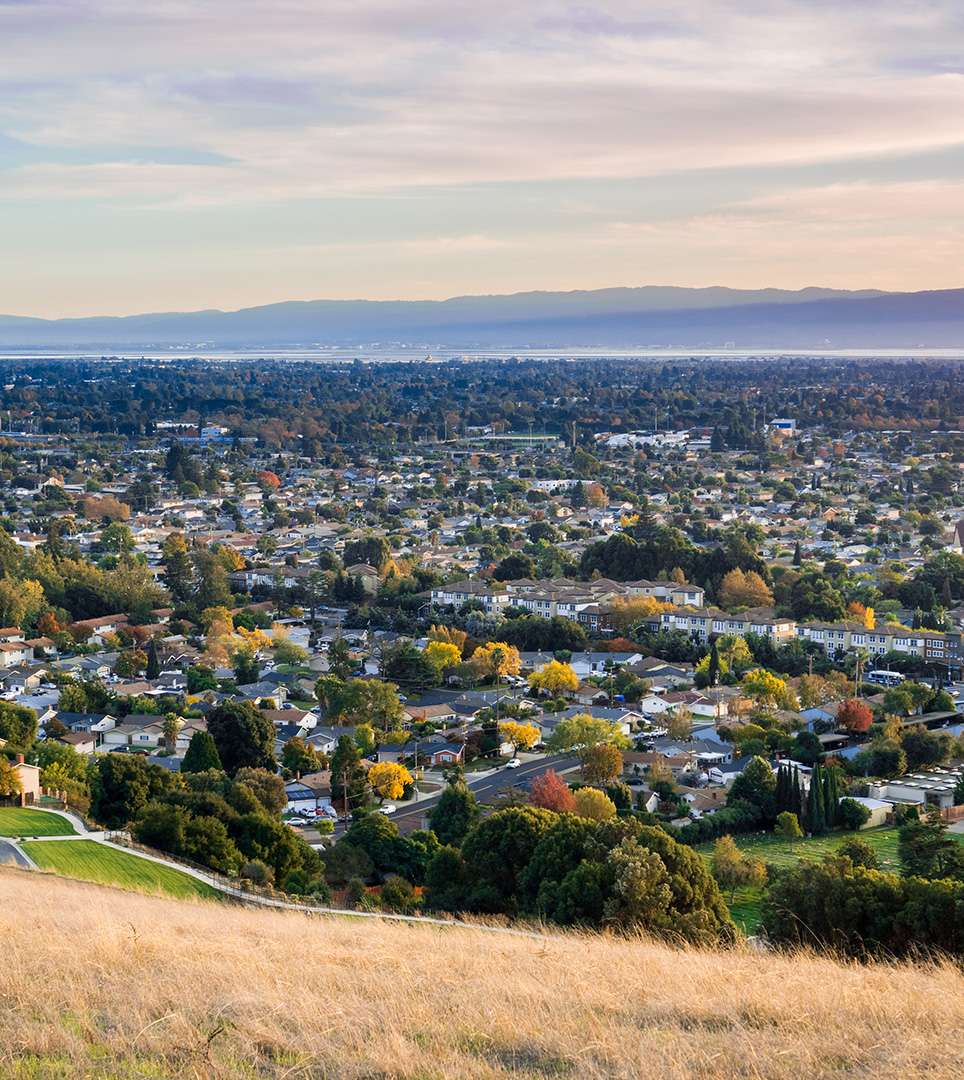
xmin=9 ymin=808 xmax=552 ymax=940
xmin=0 ymin=838 xmax=36 ymax=870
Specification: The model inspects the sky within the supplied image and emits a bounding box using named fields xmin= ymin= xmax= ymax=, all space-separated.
xmin=3 ymin=0 xmax=964 ymax=317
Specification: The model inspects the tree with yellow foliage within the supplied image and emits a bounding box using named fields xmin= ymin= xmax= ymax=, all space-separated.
xmin=469 ymin=641 xmax=521 ymax=680
xmin=718 ymin=569 xmax=774 ymax=610
xmin=424 ymin=640 xmax=462 ymax=674
xmin=201 ymin=606 xmax=235 ymax=668
xmin=527 ymin=659 xmax=579 ymax=696
xmin=498 ymin=720 xmax=540 ymax=756
xmin=368 ymin=762 xmax=413 ymax=802
xmin=573 ymin=787 xmax=617 ymax=822
xmin=741 ymin=668 xmax=798 ymax=710
xmin=428 ymin=624 xmax=467 ymax=655
xmin=237 ymin=625 xmax=273 ymax=652
xmin=608 ymin=595 xmax=670 ymax=632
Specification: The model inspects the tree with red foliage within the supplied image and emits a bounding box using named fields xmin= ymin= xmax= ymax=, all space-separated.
xmin=258 ymin=470 xmax=281 ymax=489
xmin=836 ymin=698 xmax=873 ymax=734
xmin=529 ymin=769 xmax=576 ymax=813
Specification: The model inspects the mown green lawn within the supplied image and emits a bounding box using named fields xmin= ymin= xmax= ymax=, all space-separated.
xmin=20 ymin=840 xmax=220 ymax=901
xmin=0 ymin=808 xmax=76 ymax=837
xmin=697 ymin=827 xmax=964 ymax=937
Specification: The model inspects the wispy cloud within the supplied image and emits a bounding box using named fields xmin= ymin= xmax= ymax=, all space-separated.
xmin=2 ymin=1 xmax=964 ymax=312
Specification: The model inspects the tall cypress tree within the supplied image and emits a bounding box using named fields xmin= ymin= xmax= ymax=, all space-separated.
xmin=791 ymin=767 xmax=802 ymax=820
xmin=807 ymin=764 xmax=825 ymax=834
xmin=824 ymin=766 xmax=840 ymax=828
xmin=707 ymin=641 xmax=721 ymax=687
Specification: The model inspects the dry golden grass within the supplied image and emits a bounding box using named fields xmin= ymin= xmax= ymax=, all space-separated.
xmin=2 ymin=866 xmax=963 ymax=1080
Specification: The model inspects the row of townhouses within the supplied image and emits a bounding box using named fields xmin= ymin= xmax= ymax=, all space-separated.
xmin=429 ymin=579 xmax=962 ymax=674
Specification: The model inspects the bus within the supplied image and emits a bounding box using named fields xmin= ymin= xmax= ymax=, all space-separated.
xmin=866 ymin=669 xmax=905 ymax=688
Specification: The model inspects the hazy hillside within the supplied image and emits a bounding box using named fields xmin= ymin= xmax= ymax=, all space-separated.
xmin=3 ymin=869 xmax=963 ymax=1079
xmin=15 ymin=283 xmax=964 ymax=350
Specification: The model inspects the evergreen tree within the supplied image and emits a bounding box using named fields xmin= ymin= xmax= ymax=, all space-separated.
xmin=330 ymin=735 xmax=369 ymax=816
xmin=707 ymin=640 xmax=721 ymax=687
xmin=792 ymin=541 xmax=802 ymax=567
xmin=806 ymin=764 xmax=825 ymax=834
xmin=791 ymin=766 xmax=803 ymax=819
xmin=181 ymin=730 xmax=223 ymax=773
xmin=145 ymin=637 xmax=161 ymax=680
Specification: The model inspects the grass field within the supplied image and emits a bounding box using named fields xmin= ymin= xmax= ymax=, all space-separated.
xmin=698 ymin=827 xmax=964 ymax=935
xmin=0 ymin=807 xmax=75 ymax=837
xmin=3 ymin=869 xmax=963 ymax=1079
xmin=20 ymin=840 xmax=219 ymax=901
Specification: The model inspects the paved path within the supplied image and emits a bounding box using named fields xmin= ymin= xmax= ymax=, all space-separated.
xmin=8 ymin=803 xmax=555 ymax=938
xmin=0 ymin=838 xmax=35 ymax=869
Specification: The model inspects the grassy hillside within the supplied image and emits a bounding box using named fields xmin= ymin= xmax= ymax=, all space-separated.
xmin=2 ymin=869 xmax=963 ymax=1079
xmin=697 ymin=827 xmax=964 ymax=935
xmin=0 ymin=807 xmax=76 ymax=836
xmin=20 ymin=840 xmax=219 ymax=901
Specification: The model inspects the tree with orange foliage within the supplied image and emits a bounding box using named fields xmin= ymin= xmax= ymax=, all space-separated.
xmin=529 ymin=769 xmax=576 ymax=813
xmin=836 ymin=698 xmax=873 ymax=734
xmin=258 ymin=470 xmax=281 ymax=489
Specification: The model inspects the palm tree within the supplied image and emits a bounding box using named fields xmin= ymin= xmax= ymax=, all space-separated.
xmin=162 ymin=712 xmax=184 ymax=754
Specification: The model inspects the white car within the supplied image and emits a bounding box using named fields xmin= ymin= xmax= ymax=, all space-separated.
xmin=504 ymin=758 xmax=521 ymax=769
xmin=377 ymin=804 xmax=397 ymax=815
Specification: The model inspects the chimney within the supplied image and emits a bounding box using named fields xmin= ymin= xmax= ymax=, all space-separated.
xmin=15 ymin=753 xmax=24 ymax=764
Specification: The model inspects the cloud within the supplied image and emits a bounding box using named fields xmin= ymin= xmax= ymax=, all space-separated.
xmin=3 ymin=1 xmax=964 ymax=310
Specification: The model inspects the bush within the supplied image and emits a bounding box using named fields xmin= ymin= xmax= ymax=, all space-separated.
xmin=240 ymin=859 xmax=275 ymax=887
xmin=379 ymin=875 xmax=417 ymax=913
xmin=838 ymin=798 xmax=871 ymax=831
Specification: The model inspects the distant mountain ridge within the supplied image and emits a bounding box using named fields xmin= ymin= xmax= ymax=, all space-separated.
xmin=3 ymin=283 xmax=964 ymax=349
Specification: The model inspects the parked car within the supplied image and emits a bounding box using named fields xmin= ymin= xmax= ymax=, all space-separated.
xmin=377 ymin=804 xmax=397 ymax=815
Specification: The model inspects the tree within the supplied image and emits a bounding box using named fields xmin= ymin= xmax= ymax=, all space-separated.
xmin=428 ymin=624 xmax=467 ymax=654
xmin=836 ymin=698 xmax=873 ymax=734
xmin=838 ymin=798 xmax=871 ymax=831
xmin=381 ymin=643 xmax=440 ymax=693
xmin=423 ymin=640 xmax=462 ymax=675
xmin=181 ymin=730 xmax=223 ymax=774
xmin=546 ymin=714 xmax=630 ymax=759
xmin=469 ymin=641 xmax=522 ymax=680
xmin=460 ymin=806 xmax=556 ymax=914
xmin=665 ymin=707 xmax=692 ymax=742
xmin=955 ymin=773 xmax=964 ymax=807
xmin=368 ymin=762 xmax=413 ymax=802
xmin=0 ymin=577 xmax=45 ymax=630
xmin=327 ymin=637 xmax=354 ymax=680
xmin=428 ymin=780 xmax=479 ymax=845
xmin=235 ymin=767 xmax=287 ymax=816
xmin=774 ymin=811 xmax=803 ymax=842
xmin=718 ymin=568 xmax=774 ymax=610
xmin=602 ymin=836 xmax=674 ymax=933
xmin=741 ymin=668 xmax=796 ymax=709
xmin=206 ymin=701 xmax=275 ymax=776
xmin=711 ymin=834 xmax=767 ymax=900
xmin=529 ymin=769 xmax=576 ymax=813
xmin=572 ymin=787 xmax=617 ymax=822
xmin=0 ymin=702 xmax=38 ymax=750
xmin=273 ymin=637 xmax=309 ymax=666
xmin=281 ymin=736 xmax=324 ymax=776
xmin=581 ymin=743 xmax=623 ymax=785
xmin=145 ymin=637 xmax=161 ymax=680
xmin=90 ymin=754 xmax=174 ymax=829
xmin=898 ymin=809 xmax=964 ymax=880
xmin=0 ymin=757 xmax=22 ymax=798
xmin=727 ymin=756 xmax=776 ymax=822
xmin=498 ymin=720 xmax=540 ymax=756
xmin=161 ymin=712 xmax=183 ymax=753
xmin=527 ymin=659 xmax=579 ymax=696
xmin=836 ymin=836 xmax=878 ymax=869
xmin=330 ymin=735 xmax=369 ymax=815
